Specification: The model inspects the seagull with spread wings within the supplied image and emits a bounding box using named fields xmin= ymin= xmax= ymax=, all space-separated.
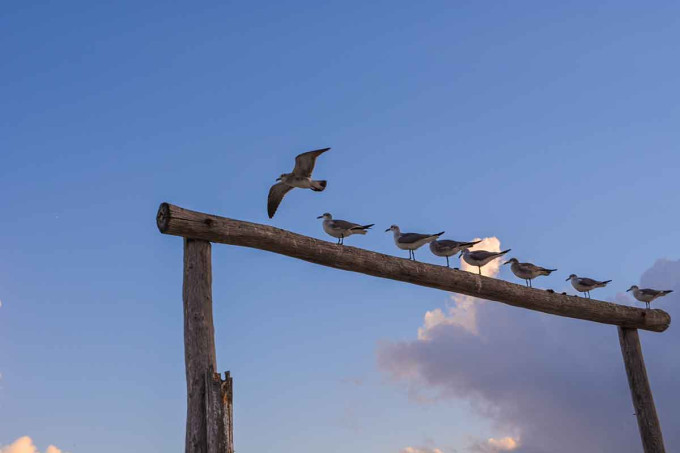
xmin=267 ymin=148 xmax=330 ymax=218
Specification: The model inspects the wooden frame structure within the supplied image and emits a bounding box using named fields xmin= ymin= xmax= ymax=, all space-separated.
xmin=157 ymin=202 xmax=670 ymax=453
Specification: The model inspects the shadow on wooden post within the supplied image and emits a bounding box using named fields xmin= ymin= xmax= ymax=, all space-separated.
xmin=206 ymin=366 xmax=234 ymax=453
xmin=618 ymin=327 xmax=665 ymax=453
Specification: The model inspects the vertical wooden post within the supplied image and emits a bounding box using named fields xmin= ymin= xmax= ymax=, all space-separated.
xmin=618 ymin=327 xmax=665 ymax=453
xmin=183 ymin=239 xmax=217 ymax=453
xmin=206 ymin=368 xmax=234 ymax=453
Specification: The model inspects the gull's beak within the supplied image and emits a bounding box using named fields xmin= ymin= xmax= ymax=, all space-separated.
xmin=276 ymin=177 xmax=282 ymax=181
xmin=503 ymin=260 xmax=511 ymax=265
xmin=565 ymin=277 xmax=570 ymax=281
xmin=385 ymin=228 xmax=391 ymax=232
xmin=626 ymin=287 xmax=632 ymax=292
xmin=317 ymin=215 xmax=323 ymax=219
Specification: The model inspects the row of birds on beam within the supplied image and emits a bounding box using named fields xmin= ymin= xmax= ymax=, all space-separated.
xmin=266 ymin=148 xmax=673 ymax=309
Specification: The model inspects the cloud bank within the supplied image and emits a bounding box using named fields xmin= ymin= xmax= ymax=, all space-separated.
xmin=0 ymin=437 xmax=64 ymax=453
xmin=379 ymin=257 xmax=680 ymax=452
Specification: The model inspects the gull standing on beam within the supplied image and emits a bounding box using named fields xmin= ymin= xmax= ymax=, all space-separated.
xmin=460 ymin=248 xmax=511 ymax=275
xmin=386 ymin=225 xmax=444 ymax=261
xmin=566 ymin=274 xmax=611 ymax=299
xmin=267 ymin=148 xmax=330 ymax=218
xmin=317 ymin=213 xmax=374 ymax=245
xmin=503 ymin=258 xmax=557 ymax=287
xmin=626 ymin=285 xmax=673 ymax=310
xmin=429 ymin=239 xmax=482 ymax=268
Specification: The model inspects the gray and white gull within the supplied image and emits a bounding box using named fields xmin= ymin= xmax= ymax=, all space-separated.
xmin=386 ymin=225 xmax=444 ymax=261
xmin=267 ymin=148 xmax=330 ymax=218
xmin=429 ymin=239 xmax=481 ymax=268
xmin=626 ymin=285 xmax=673 ymax=309
xmin=503 ymin=258 xmax=557 ymax=287
xmin=566 ymin=274 xmax=611 ymax=298
xmin=460 ymin=248 xmax=511 ymax=275
xmin=317 ymin=213 xmax=374 ymax=245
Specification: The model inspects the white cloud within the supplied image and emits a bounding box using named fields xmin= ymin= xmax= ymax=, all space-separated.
xmin=401 ymin=447 xmax=444 ymax=453
xmin=417 ymin=237 xmax=502 ymax=340
xmin=459 ymin=237 xmax=503 ymax=277
xmin=378 ymin=257 xmax=680 ymax=452
xmin=0 ymin=437 xmax=65 ymax=453
xmin=469 ymin=436 xmax=520 ymax=452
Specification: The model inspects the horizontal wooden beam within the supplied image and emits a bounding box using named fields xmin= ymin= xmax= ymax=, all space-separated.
xmin=157 ymin=203 xmax=671 ymax=333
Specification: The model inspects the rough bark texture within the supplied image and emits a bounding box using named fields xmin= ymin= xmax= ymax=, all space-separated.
xmin=618 ymin=327 xmax=666 ymax=453
xmin=205 ymin=367 xmax=234 ymax=453
xmin=183 ymin=238 xmax=217 ymax=453
xmin=159 ymin=203 xmax=670 ymax=332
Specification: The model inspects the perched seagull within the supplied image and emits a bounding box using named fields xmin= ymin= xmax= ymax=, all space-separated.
xmin=429 ymin=239 xmax=481 ymax=268
xmin=386 ymin=225 xmax=444 ymax=261
xmin=267 ymin=148 xmax=330 ymax=218
xmin=503 ymin=258 xmax=557 ymax=288
xmin=317 ymin=213 xmax=374 ymax=245
xmin=460 ymin=249 xmax=511 ymax=275
xmin=626 ymin=285 xmax=673 ymax=309
xmin=566 ymin=274 xmax=611 ymax=298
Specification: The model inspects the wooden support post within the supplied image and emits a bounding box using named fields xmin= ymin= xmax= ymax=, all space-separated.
xmin=618 ymin=327 xmax=665 ymax=453
xmin=183 ymin=238 xmax=217 ymax=453
xmin=205 ymin=367 xmax=234 ymax=453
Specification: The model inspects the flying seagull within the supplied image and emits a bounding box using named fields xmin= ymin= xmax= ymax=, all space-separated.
xmin=566 ymin=274 xmax=611 ymax=298
xmin=317 ymin=213 xmax=374 ymax=245
xmin=267 ymin=148 xmax=330 ymax=218
xmin=460 ymin=249 xmax=511 ymax=275
xmin=626 ymin=285 xmax=673 ymax=309
xmin=429 ymin=239 xmax=481 ymax=268
xmin=503 ymin=258 xmax=557 ymax=287
xmin=386 ymin=225 xmax=444 ymax=261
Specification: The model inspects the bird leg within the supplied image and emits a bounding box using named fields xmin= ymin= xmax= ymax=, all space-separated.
xmin=478 ymin=266 xmax=481 ymax=275
xmin=446 ymin=256 xmax=450 ymax=268
xmin=340 ymin=235 xmax=344 ymax=245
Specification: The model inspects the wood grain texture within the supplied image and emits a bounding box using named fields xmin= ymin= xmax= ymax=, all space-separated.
xmin=159 ymin=203 xmax=671 ymax=332
xmin=205 ymin=367 xmax=234 ymax=453
xmin=618 ymin=327 xmax=666 ymax=453
xmin=183 ymin=238 xmax=216 ymax=453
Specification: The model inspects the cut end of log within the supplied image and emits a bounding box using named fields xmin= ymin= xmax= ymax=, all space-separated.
xmin=157 ymin=202 xmax=171 ymax=233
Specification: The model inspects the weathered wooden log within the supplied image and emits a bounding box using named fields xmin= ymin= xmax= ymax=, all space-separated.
xmin=618 ymin=327 xmax=666 ymax=453
xmin=159 ymin=203 xmax=670 ymax=332
xmin=183 ymin=238 xmax=217 ymax=453
xmin=205 ymin=367 xmax=234 ymax=453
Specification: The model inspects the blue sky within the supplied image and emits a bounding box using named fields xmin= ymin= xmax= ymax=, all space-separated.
xmin=1 ymin=1 xmax=680 ymax=452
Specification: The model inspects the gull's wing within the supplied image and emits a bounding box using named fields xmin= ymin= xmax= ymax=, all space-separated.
xmin=639 ymin=288 xmax=663 ymax=297
xmin=267 ymin=182 xmax=294 ymax=218
xmin=330 ymin=219 xmax=361 ymax=230
xmin=468 ymin=250 xmax=500 ymax=260
xmin=519 ymin=262 xmax=542 ymax=272
xmin=293 ymin=148 xmax=330 ymax=177
xmin=577 ymin=277 xmax=601 ymax=287
xmin=398 ymin=233 xmax=435 ymax=244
